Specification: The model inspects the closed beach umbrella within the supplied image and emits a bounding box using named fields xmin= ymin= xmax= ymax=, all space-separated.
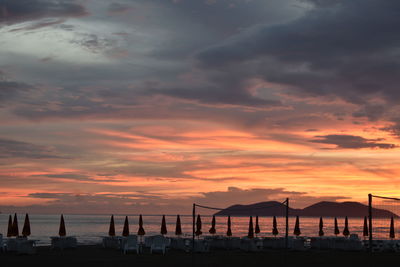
xmin=12 ymin=213 xmax=19 ymax=237
xmin=22 ymin=213 xmax=31 ymax=237
xmin=293 ymin=216 xmax=301 ymax=236
xmin=390 ymin=216 xmax=395 ymax=239
xmin=343 ymin=216 xmax=350 ymax=237
xmin=195 ymin=214 xmax=202 ymax=236
xmin=363 ymin=216 xmax=368 ymax=238
xmin=226 ymin=216 xmax=232 ymax=237
xmin=161 ymin=215 xmax=168 ymax=235
xmin=175 ymin=215 xmax=182 ymax=236
xmin=272 ymin=216 xmax=279 ymax=236
xmin=138 ymin=214 xmax=145 ymax=236
xmin=209 ymin=215 xmax=216 ymax=235
xmin=247 ymin=216 xmax=254 ymax=239
xmin=318 ymin=217 xmax=324 ymax=237
xmin=122 ymin=216 xmax=129 ymax=237
xmin=334 ymin=217 xmax=340 ymax=236
xmin=59 ymin=214 xmax=66 ymax=237
xmin=255 ymin=215 xmax=260 ymax=235
xmin=108 ymin=215 xmax=115 ymax=237
xmin=7 ymin=215 xmax=13 ymax=237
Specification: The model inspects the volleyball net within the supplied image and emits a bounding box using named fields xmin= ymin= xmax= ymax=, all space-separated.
xmin=368 ymin=194 xmax=400 ymax=244
xmin=191 ymin=198 xmax=290 ymax=249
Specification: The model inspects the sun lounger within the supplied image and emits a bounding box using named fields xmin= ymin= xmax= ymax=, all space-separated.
xmin=224 ymin=237 xmax=241 ymax=250
xmin=205 ymin=236 xmax=225 ymax=250
xmin=102 ymin=236 xmax=120 ymax=249
xmin=150 ymin=235 xmax=168 ymax=254
xmin=123 ymin=235 xmax=140 ymax=254
xmin=0 ymin=234 xmax=4 ymax=252
xmin=50 ymin=236 xmax=77 ymax=250
xmin=194 ymin=239 xmax=210 ymax=253
xmin=240 ymin=237 xmax=259 ymax=252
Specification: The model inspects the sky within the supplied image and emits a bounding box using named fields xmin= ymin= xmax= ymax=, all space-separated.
xmin=1 ymin=0 xmax=400 ymax=215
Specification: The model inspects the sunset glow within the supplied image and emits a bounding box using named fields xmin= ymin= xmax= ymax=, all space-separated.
xmin=1 ymin=0 xmax=400 ymax=215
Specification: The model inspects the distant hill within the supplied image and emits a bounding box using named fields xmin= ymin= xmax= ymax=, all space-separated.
xmin=214 ymin=201 xmax=398 ymax=218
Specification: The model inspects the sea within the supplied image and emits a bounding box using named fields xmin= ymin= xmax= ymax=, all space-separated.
xmin=0 ymin=214 xmax=396 ymax=246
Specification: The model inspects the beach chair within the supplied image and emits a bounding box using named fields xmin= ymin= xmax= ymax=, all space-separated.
xmin=224 ymin=237 xmax=241 ymax=250
xmin=102 ymin=236 xmax=120 ymax=249
xmin=50 ymin=236 xmax=77 ymax=250
xmin=240 ymin=237 xmax=259 ymax=252
xmin=194 ymin=239 xmax=210 ymax=253
xmin=123 ymin=235 xmax=140 ymax=254
xmin=16 ymin=239 xmax=36 ymax=255
xmin=150 ymin=235 xmax=168 ymax=255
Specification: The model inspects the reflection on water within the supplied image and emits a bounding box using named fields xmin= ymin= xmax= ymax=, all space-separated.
xmin=0 ymin=214 xmax=397 ymax=246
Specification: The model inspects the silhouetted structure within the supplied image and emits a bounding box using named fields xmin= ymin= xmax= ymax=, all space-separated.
xmin=195 ymin=214 xmax=202 ymax=236
xmin=363 ymin=216 xmax=368 ymax=238
xmin=390 ymin=216 xmax=395 ymax=239
xmin=318 ymin=217 xmax=324 ymax=237
xmin=209 ymin=215 xmax=216 ymax=235
xmin=343 ymin=216 xmax=350 ymax=237
xmin=22 ymin=213 xmax=31 ymax=237
xmin=7 ymin=215 xmax=12 ymax=237
xmin=334 ymin=217 xmax=340 ymax=236
xmin=108 ymin=215 xmax=115 ymax=237
xmin=293 ymin=216 xmax=301 ymax=236
xmin=12 ymin=213 xmax=19 ymax=237
xmin=255 ymin=215 xmax=260 ymax=235
xmin=175 ymin=215 xmax=182 ymax=236
xmin=226 ymin=216 xmax=232 ymax=237
xmin=272 ymin=216 xmax=279 ymax=236
xmin=247 ymin=216 xmax=254 ymax=239
xmin=161 ymin=215 xmax=167 ymax=235
xmin=59 ymin=214 xmax=66 ymax=237
xmin=138 ymin=215 xmax=145 ymax=236
xmin=122 ymin=216 xmax=129 ymax=237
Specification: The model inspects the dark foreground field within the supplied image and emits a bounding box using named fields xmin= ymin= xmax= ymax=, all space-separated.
xmin=2 ymin=245 xmax=400 ymax=267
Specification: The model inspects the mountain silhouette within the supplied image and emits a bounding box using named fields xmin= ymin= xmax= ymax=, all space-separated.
xmin=214 ymin=201 xmax=398 ymax=218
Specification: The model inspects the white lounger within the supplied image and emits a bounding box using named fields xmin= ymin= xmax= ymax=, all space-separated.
xmin=50 ymin=236 xmax=77 ymax=250
xmin=150 ymin=235 xmax=168 ymax=254
xmin=123 ymin=235 xmax=140 ymax=254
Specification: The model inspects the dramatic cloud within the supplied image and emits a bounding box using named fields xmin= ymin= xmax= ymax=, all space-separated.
xmin=311 ymin=134 xmax=396 ymax=149
xmin=196 ymin=0 xmax=400 ymax=111
xmin=0 ymin=0 xmax=87 ymax=25
xmin=0 ymin=138 xmax=64 ymax=159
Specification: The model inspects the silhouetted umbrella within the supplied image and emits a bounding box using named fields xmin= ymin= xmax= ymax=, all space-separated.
xmin=7 ymin=215 xmax=13 ymax=237
xmin=343 ymin=216 xmax=350 ymax=237
xmin=59 ymin=214 xmax=66 ymax=237
xmin=247 ymin=216 xmax=254 ymax=239
xmin=255 ymin=215 xmax=260 ymax=235
xmin=195 ymin=214 xmax=202 ymax=236
xmin=108 ymin=215 xmax=115 ymax=236
xmin=334 ymin=217 xmax=340 ymax=236
xmin=363 ymin=216 xmax=368 ymax=238
xmin=390 ymin=216 xmax=395 ymax=239
xmin=12 ymin=213 xmax=19 ymax=237
xmin=175 ymin=215 xmax=182 ymax=236
xmin=293 ymin=216 xmax=301 ymax=236
xmin=209 ymin=215 xmax=216 ymax=235
xmin=318 ymin=217 xmax=324 ymax=237
xmin=137 ymin=215 xmax=145 ymax=236
xmin=161 ymin=215 xmax=168 ymax=235
xmin=22 ymin=213 xmax=31 ymax=237
xmin=122 ymin=216 xmax=129 ymax=237
xmin=272 ymin=216 xmax=279 ymax=236
xmin=226 ymin=216 xmax=232 ymax=237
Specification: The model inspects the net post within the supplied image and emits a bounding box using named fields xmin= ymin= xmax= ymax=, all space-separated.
xmin=285 ymin=198 xmax=289 ymax=249
xmin=192 ymin=203 xmax=195 ymax=253
xmin=368 ymin=194 xmax=372 ymax=252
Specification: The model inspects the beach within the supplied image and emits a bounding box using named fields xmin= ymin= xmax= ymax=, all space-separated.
xmin=2 ymin=245 xmax=400 ymax=267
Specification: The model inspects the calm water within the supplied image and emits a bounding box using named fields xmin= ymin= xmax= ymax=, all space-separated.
xmin=0 ymin=214 xmax=397 ymax=246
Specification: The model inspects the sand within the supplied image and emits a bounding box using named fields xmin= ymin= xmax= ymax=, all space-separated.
xmin=2 ymin=245 xmax=400 ymax=267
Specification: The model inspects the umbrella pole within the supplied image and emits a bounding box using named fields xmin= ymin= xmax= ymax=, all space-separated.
xmin=285 ymin=198 xmax=289 ymax=249
xmin=192 ymin=203 xmax=195 ymax=253
xmin=368 ymin=194 xmax=373 ymax=253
